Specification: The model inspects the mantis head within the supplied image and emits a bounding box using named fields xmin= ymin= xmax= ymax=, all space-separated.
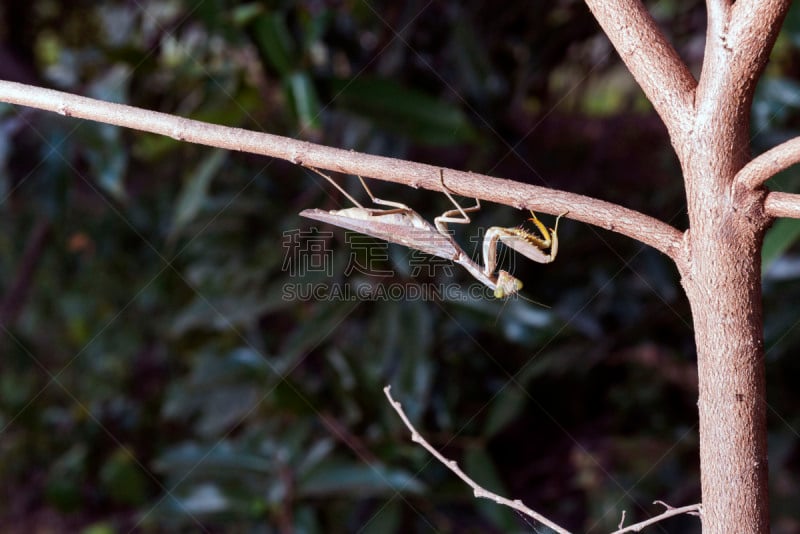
xmin=494 ymin=270 xmax=523 ymax=299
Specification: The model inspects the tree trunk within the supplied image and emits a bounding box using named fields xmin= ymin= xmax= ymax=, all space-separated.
xmin=679 ymin=119 xmax=771 ymax=531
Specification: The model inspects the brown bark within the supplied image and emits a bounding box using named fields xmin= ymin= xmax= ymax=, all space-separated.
xmin=679 ymin=159 xmax=770 ymax=532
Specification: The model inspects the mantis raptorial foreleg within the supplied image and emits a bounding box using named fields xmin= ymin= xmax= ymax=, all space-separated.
xmin=483 ymin=211 xmax=566 ymax=278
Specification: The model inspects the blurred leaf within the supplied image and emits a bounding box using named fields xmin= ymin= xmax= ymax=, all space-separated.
xmin=294 ymin=505 xmax=322 ymax=534
xmin=763 ymin=217 xmax=800 ymax=272
xmin=230 ymin=3 xmax=264 ymax=26
xmin=331 ymin=77 xmax=478 ymax=145
xmin=161 ymin=348 xmax=270 ymax=437
xmin=483 ymin=385 xmax=527 ymax=437
xmin=295 ymin=437 xmax=336 ymax=477
xmin=154 ymin=441 xmax=272 ymax=478
xmin=178 ymin=483 xmax=230 ymax=514
xmin=287 ymin=71 xmax=321 ymax=131
xmin=382 ymin=301 xmax=435 ymax=422
xmin=169 ymin=149 xmax=228 ymax=240
xmin=753 ymin=77 xmax=800 ymax=134
xmin=45 ymin=444 xmax=88 ymax=512
xmin=782 ymin=1 xmax=800 ymax=47
xmin=297 ymin=460 xmax=426 ymax=497
xmin=170 ymin=293 xmax=276 ymax=334
xmin=99 ymin=447 xmax=149 ymax=505
xmin=358 ymin=499 xmax=402 ymax=534
xmin=278 ymin=299 xmax=361 ymax=372
xmin=250 ymin=11 xmax=296 ymax=77
xmin=80 ymin=523 xmax=116 ymax=534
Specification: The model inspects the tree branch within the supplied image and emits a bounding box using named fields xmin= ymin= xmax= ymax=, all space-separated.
xmin=584 ymin=0 xmax=697 ymax=139
xmin=611 ymin=501 xmax=702 ymax=533
xmin=705 ymin=0 xmax=731 ymax=35
xmin=735 ymin=137 xmax=800 ymax=190
xmin=726 ymin=0 xmax=792 ymax=90
xmin=0 ymin=80 xmax=684 ymax=260
xmin=696 ymin=0 xmax=789 ymax=147
xmin=383 ymin=386 xmax=571 ymax=534
xmin=764 ymin=191 xmax=800 ymax=219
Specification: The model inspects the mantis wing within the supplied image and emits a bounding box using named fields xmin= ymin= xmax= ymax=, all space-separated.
xmin=300 ymin=208 xmax=460 ymax=261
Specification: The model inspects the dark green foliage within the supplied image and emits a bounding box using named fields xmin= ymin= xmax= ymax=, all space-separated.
xmin=0 ymin=1 xmax=799 ymax=533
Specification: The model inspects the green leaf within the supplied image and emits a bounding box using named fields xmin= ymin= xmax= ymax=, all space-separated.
xmin=297 ymin=460 xmax=425 ymax=497
xmin=45 ymin=444 xmax=88 ymax=512
xmin=331 ymin=77 xmax=478 ymax=145
xmin=393 ymin=301 xmax=435 ymax=421
xmin=763 ymin=217 xmax=800 ymax=272
xmin=153 ymin=441 xmax=272 ymax=478
xmin=177 ymin=483 xmax=230 ymax=515
xmin=753 ymin=77 xmax=800 ymax=133
xmin=279 ymin=300 xmax=361 ymax=372
xmin=483 ymin=385 xmax=527 ymax=437
xmin=294 ymin=505 xmax=322 ymax=534
xmin=250 ymin=12 xmax=296 ymax=77
xmin=169 ymin=149 xmax=227 ymax=240
xmin=359 ymin=499 xmax=402 ymax=534
xmin=230 ymin=3 xmax=264 ymax=26
xmin=99 ymin=447 xmax=149 ymax=505
xmin=287 ymin=71 xmax=321 ymax=131
xmin=80 ymin=523 xmax=116 ymax=534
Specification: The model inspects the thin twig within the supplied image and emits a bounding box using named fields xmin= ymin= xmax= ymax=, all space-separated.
xmin=736 ymin=137 xmax=800 ymax=190
xmin=383 ymin=385 xmax=572 ymax=534
xmin=0 ymin=80 xmax=684 ymax=261
xmin=610 ymin=501 xmax=702 ymax=533
xmin=764 ymin=191 xmax=800 ymax=219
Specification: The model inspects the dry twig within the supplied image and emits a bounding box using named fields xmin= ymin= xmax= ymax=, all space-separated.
xmin=383 ymin=385 xmax=571 ymax=534
xmin=611 ymin=500 xmax=702 ymax=533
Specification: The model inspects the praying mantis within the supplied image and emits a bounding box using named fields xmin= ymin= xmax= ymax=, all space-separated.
xmin=299 ymin=167 xmax=563 ymax=299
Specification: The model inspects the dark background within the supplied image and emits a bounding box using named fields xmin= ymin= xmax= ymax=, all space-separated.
xmin=1 ymin=1 xmax=799 ymax=532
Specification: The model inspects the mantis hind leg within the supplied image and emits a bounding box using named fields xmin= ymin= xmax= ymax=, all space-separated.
xmin=435 ymin=169 xmax=482 ymax=232
xmin=355 ymin=175 xmax=414 ymax=213
xmin=304 ymin=165 xmax=411 ymax=215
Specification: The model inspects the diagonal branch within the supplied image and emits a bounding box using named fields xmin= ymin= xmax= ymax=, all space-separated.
xmin=584 ymin=0 xmax=697 ymax=139
xmin=0 ymin=80 xmax=684 ymax=261
xmin=735 ymin=137 xmax=800 ymax=190
xmin=384 ymin=386 xmax=572 ymax=534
